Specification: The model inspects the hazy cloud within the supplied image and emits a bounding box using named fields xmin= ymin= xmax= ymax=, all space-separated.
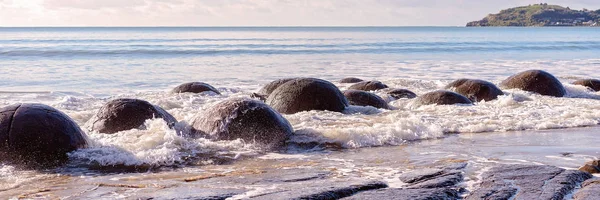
xmin=0 ymin=0 xmax=599 ymax=26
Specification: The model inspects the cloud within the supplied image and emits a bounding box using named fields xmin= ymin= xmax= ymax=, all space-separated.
xmin=0 ymin=0 xmax=599 ymax=26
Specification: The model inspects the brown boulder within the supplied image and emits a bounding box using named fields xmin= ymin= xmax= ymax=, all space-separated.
xmin=413 ymin=90 xmax=472 ymax=106
xmin=340 ymin=77 xmax=364 ymax=83
xmin=573 ymin=79 xmax=600 ymax=91
xmin=172 ymin=82 xmax=220 ymax=94
xmin=445 ymin=79 xmax=504 ymax=102
xmin=266 ymin=78 xmax=348 ymax=114
xmin=500 ymin=70 xmax=565 ymax=97
xmin=343 ymin=90 xmax=388 ymax=109
xmin=348 ymin=81 xmax=389 ymax=91
xmin=89 ymin=98 xmax=177 ymax=134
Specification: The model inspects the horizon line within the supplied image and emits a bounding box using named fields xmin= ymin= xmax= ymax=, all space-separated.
xmin=0 ymin=26 xmax=467 ymax=28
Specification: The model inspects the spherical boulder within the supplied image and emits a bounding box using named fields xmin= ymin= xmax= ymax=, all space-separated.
xmin=386 ymin=88 xmax=417 ymax=99
xmin=266 ymin=78 xmax=348 ymax=114
xmin=413 ymin=90 xmax=472 ymax=106
xmin=500 ymin=70 xmax=566 ymax=97
xmin=0 ymin=104 xmax=87 ymax=167
xmin=190 ymin=98 xmax=293 ymax=149
xmin=252 ymin=78 xmax=297 ymax=101
xmin=343 ymin=90 xmax=388 ymax=109
xmin=340 ymin=77 xmax=364 ymax=83
xmin=88 ymin=98 xmax=177 ymax=134
xmin=348 ymin=81 xmax=389 ymax=91
xmin=172 ymin=82 xmax=220 ymax=94
xmin=573 ymin=79 xmax=600 ymax=91
xmin=445 ymin=79 xmax=504 ymax=102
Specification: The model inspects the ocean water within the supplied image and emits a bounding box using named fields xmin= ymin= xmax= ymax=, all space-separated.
xmin=1 ymin=27 xmax=600 ymax=197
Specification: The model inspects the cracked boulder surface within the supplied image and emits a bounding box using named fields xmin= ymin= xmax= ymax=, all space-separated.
xmin=0 ymin=103 xmax=87 ymax=168
xmin=345 ymin=163 xmax=466 ymax=200
xmin=347 ymin=81 xmax=389 ymax=91
xmin=171 ymin=82 xmax=221 ymax=94
xmin=190 ymin=98 xmax=293 ymax=150
xmin=466 ymin=164 xmax=592 ymax=200
xmin=343 ymin=90 xmax=389 ymax=109
xmin=574 ymin=178 xmax=600 ymax=200
xmin=88 ymin=98 xmax=177 ymax=134
xmin=266 ymin=78 xmax=349 ymax=114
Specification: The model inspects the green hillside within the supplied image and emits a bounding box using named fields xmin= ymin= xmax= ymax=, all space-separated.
xmin=467 ymin=4 xmax=600 ymax=26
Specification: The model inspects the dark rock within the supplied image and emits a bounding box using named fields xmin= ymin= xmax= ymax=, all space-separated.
xmin=257 ymin=78 xmax=296 ymax=97
xmin=348 ymin=81 xmax=389 ymax=91
xmin=89 ymin=98 xmax=177 ymax=134
xmin=340 ymin=77 xmax=364 ymax=83
xmin=386 ymin=88 xmax=417 ymax=99
xmin=445 ymin=79 xmax=504 ymax=102
xmin=342 ymin=188 xmax=460 ymax=200
xmin=250 ymin=180 xmax=387 ymax=200
xmin=500 ymin=70 xmax=566 ymax=97
xmin=466 ymin=164 xmax=592 ymax=200
xmin=574 ymin=178 xmax=600 ymax=200
xmin=573 ymin=79 xmax=600 ymax=91
xmin=343 ymin=90 xmax=388 ymax=109
xmin=172 ymin=82 xmax=220 ymax=94
xmin=191 ymin=98 xmax=293 ymax=149
xmin=407 ymin=172 xmax=463 ymax=189
xmin=398 ymin=168 xmax=445 ymax=184
xmin=266 ymin=78 xmax=348 ymax=114
xmin=413 ymin=90 xmax=472 ymax=106
xmin=0 ymin=104 xmax=87 ymax=167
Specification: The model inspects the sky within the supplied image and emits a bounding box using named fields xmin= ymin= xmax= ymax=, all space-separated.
xmin=1 ymin=0 xmax=599 ymax=27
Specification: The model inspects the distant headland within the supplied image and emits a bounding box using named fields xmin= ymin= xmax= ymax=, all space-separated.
xmin=467 ymin=4 xmax=600 ymax=27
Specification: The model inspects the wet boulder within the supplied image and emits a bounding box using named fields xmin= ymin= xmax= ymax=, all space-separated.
xmin=445 ymin=79 xmax=504 ymax=102
xmin=413 ymin=90 xmax=472 ymax=106
xmin=172 ymin=82 xmax=220 ymax=94
xmin=252 ymin=78 xmax=297 ymax=101
xmin=88 ymin=98 xmax=177 ymax=134
xmin=0 ymin=104 xmax=87 ymax=167
xmin=266 ymin=78 xmax=349 ymax=114
xmin=191 ymin=98 xmax=293 ymax=149
xmin=348 ymin=81 xmax=389 ymax=91
xmin=386 ymin=88 xmax=417 ymax=99
xmin=343 ymin=90 xmax=388 ymax=109
xmin=573 ymin=79 xmax=600 ymax=91
xmin=500 ymin=70 xmax=566 ymax=97
xmin=340 ymin=77 xmax=364 ymax=83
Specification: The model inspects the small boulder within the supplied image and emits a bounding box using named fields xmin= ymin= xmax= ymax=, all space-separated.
xmin=413 ymin=90 xmax=472 ymax=106
xmin=191 ymin=98 xmax=293 ymax=149
xmin=348 ymin=81 xmax=389 ymax=91
xmin=340 ymin=77 xmax=364 ymax=83
xmin=266 ymin=78 xmax=349 ymax=114
xmin=573 ymin=79 xmax=600 ymax=91
xmin=172 ymin=82 xmax=220 ymax=94
xmin=343 ymin=90 xmax=388 ymax=109
xmin=500 ymin=70 xmax=566 ymax=97
xmin=88 ymin=98 xmax=177 ymax=134
xmin=0 ymin=104 xmax=87 ymax=167
xmin=386 ymin=88 xmax=417 ymax=99
xmin=252 ymin=78 xmax=297 ymax=100
xmin=445 ymin=79 xmax=504 ymax=102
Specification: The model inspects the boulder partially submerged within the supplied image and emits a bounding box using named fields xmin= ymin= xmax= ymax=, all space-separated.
xmin=88 ymin=98 xmax=177 ymax=134
xmin=413 ymin=90 xmax=472 ymax=106
xmin=191 ymin=98 xmax=293 ymax=149
xmin=500 ymin=70 xmax=566 ymax=97
xmin=348 ymin=81 xmax=389 ymax=91
xmin=386 ymin=88 xmax=417 ymax=99
xmin=573 ymin=79 xmax=600 ymax=91
xmin=0 ymin=104 xmax=87 ymax=167
xmin=339 ymin=77 xmax=364 ymax=83
xmin=172 ymin=82 xmax=220 ymax=94
xmin=445 ymin=79 xmax=504 ymax=102
xmin=266 ymin=78 xmax=348 ymax=114
xmin=343 ymin=90 xmax=388 ymax=109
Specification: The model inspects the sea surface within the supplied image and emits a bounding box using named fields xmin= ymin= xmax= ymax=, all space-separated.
xmin=1 ymin=27 xmax=600 ymax=198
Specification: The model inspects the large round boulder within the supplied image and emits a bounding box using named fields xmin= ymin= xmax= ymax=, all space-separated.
xmin=88 ymin=98 xmax=177 ymax=134
xmin=445 ymin=79 xmax=504 ymax=102
xmin=573 ymin=79 xmax=600 ymax=91
xmin=191 ymin=98 xmax=293 ymax=149
xmin=252 ymin=78 xmax=297 ymax=101
xmin=340 ymin=77 xmax=364 ymax=83
xmin=348 ymin=81 xmax=389 ymax=91
xmin=413 ymin=90 xmax=472 ymax=106
xmin=343 ymin=90 xmax=388 ymax=109
xmin=0 ymin=104 xmax=87 ymax=167
xmin=266 ymin=78 xmax=349 ymax=114
xmin=386 ymin=88 xmax=417 ymax=99
xmin=500 ymin=70 xmax=566 ymax=97
xmin=172 ymin=82 xmax=220 ymax=94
